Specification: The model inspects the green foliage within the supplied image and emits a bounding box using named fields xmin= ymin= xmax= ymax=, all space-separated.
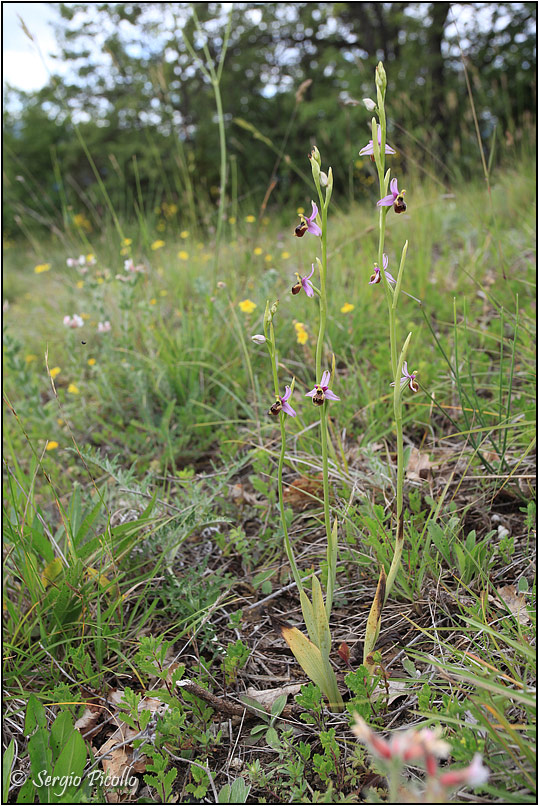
xmin=222 ymin=639 xmax=250 ymax=685
xmin=345 ymin=665 xmax=382 ymax=721
xmin=21 ymin=698 xmax=89 ymax=804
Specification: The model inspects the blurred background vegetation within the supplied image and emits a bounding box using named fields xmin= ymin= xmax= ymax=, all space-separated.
xmin=3 ymin=1 xmax=537 ymax=237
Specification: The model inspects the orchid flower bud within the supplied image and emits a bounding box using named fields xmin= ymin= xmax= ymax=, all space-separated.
xmin=319 ymin=171 xmax=328 ymax=187
xmin=251 ymin=334 xmax=266 ymax=344
xmin=310 ymin=145 xmax=321 ymax=167
xmin=363 ymin=97 xmax=376 ymax=112
xmin=375 ymin=61 xmax=387 ymax=96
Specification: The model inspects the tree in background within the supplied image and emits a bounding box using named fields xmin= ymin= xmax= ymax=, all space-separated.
xmin=3 ymin=2 xmax=536 ymax=235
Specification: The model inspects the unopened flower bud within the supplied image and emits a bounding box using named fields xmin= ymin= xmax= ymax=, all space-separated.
xmin=251 ymin=334 xmax=266 ymax=344
xmin=270 ymin=300 xmax=279 ymax=317
xmin=310 ymin=145 xmax=321 ymax=167
xmin=327 ymin=167 xmax=333 ymax=190
xmin=363 ymin=97 xmax=376 ymax=112
xmin=319 ymin=171 xmax=328 ymax=187
xmin=375 ymin=61 xmax=387 ymax=95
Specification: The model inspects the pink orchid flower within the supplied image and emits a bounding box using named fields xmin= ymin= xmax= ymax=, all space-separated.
xmin=306 ymin=370 xmax=340 ymax=406
xmin=391 ymin=362 xmax=419 ymax=393
xmin=295 ymin=201 xmax=322 ymax=238
xmin=359 ymin=124 xmax=396 ymax=158
xmin=369 ymin=254 xmax=396 ymax=285
xmin=377 ymin=177 xmax=407 ymax=213
xmin=268 ymin=385 xmax=296 ymax=417
xmin=292 ymin=264 xmax=315 ymax=297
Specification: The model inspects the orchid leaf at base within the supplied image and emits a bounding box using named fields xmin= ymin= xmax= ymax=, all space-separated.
xmin=280 ymin=625 xmax=344 ymax=712
xmin=363 ymin=566 xmax=387 ymax=672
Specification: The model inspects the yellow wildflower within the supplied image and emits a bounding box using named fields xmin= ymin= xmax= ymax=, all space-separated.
xmin=73 ymin=213 xmax=92 ymax=232
xmin=81 ymin=313 xmax=90 ymax=320
xmin=151 ymin=239 xmax=165 ymax=250
xmin=239 ymin=299 xmax=257 ymax=314
xmin=67 ymin=383 xmax=79 ymax=395
xmin=177 ymin=251 xmax=189 ymax=260
xmin=180 ymin=230 xmax=189 ymax=239
xmin=122 ymin=238 xmax=132 ymax=246
xmin=150 ymin=298 xmax=157 ymax=305
xmin=25 ymin=354 xmax=37 ymax=363
xmin=245 ymin=215 xmax=256 ymax=223
xmin=120 ymin=247 xmax=129 ymax=256
xmin=87 ymin=358 xmax=96 ymax=366
xmin=46 ymin=441 xmax=59 ymax=451
xmin=264 ymin=254 xmax=272 ymax=263
xmin=50 ymin=367 xmax=61 ymax=379
xmin=294 ymin=322 xmax=309 ymax=345
xmin=96 ymin=277 xmax=104 ymax=284
xmin=228 ymin=216 xmax=236 ymax=224
xmin=253 ymin=247 xmax=263 ymax=256
xmin=57 ymin=418 xmax=64 ymax=426
xmin=159 ymin=289 xmax=168 ymax=296
xmin=281 ymin=251 xmax=291 ymax=259
xmin=340 ymin=303 xmax=355 ymax=314
xmin=76 ymin=280 xmax=84 ymax=289
xmin=34 ymin=263 xmax=51 ymax=274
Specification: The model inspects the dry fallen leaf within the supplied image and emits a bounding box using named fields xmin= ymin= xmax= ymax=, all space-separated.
xmin=229 ymin=482 xmax=258 ymax=506
xmin=406 ymin=447 xmax=432 ymax=482
xmin=74 ymin=705 xmax=103 ymax=740
xmin=490 ymin=585 xmax=530 ymax=624
xmin=243 ymin=683 xmax=302 ymax=710
xmin=373 ymin=679 xmax=410 ymax=705
xmin=283 ymin=474 xmax=323 ymax=509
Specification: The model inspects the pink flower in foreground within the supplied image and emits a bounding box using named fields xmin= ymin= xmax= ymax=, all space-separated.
xmin=391 ymin=361 xmax=419 ymax=393
xmin=353 ymin=717 xmax=449 ymax=764
xmin=305 ymin=370 xmax=340 ymax=406
xmin=292 ymin=264 xmax=315 ymax=297
xmin=369 ymin=254 xmax=396 ymax=286
xmin=97 ymin=321 xmax=111 ymax=333
xmin=377 ymin=177 xmax=407 ymax=214
xmin=268 ymin=385 xmax=296 ymax=417
xmin=294 ymin=201 xmax=322 ymax=238
xmin=63 ymin=314 xmax=84 ymax=328
xmin=439 ymin=753 xmax=490 ymax=788
xmin=359 ymin=124 xmax=396 ymax=159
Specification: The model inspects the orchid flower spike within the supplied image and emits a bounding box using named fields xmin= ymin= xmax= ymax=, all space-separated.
xmin=359 ymin=125 xmax=396 ymax=160
xmin=268 ymin=385 xmax=296 ymax=417
xmin=292 ymin=264 xmax=315 ymax=297
xmin=294 ymin=201 xmax=322 ymax=238
xmin=391 ymin=362 xmax=419 ymax=393
xmin=369 ymin=254 xmax=396 ymax=285
xmin=377 ymin=177 xmax=407 ymax=213
xmin=306 ymin=370 xmax=340 ymax=406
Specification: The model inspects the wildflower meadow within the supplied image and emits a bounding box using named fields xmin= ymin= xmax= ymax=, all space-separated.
xmin=3 ymin=4 xmax=536 ymax=804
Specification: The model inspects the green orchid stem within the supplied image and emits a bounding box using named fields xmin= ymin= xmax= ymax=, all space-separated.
xmin=372 ymin=72 xmax=406 ymax=612
xmin=315 ymin=194 xmax=334 ymax=619
xmin=268 ymin=323 xmax=303 ymax=593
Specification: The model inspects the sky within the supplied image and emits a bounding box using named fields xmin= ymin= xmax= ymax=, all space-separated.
xmin=2 ymin=2 xmax=68 ymax=92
